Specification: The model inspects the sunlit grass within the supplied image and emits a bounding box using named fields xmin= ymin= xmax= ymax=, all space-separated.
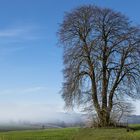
xmin=0 ymin=125 xmax=140 ymax=140
xmin=0 ymin=127 xmax=79 ymax=140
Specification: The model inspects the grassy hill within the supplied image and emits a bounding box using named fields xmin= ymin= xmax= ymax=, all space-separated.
xmin=0 ymin=125 xmax=140 ymax=140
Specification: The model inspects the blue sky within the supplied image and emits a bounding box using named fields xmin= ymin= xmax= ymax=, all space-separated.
xmin=0 ymin=0 xmax=140 ymax=122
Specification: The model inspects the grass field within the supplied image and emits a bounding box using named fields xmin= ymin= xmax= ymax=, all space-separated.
xmin=0 ymin=125 xmax=140 ymax=140
xmin=0 ymin=127 xmax=79 ymax=140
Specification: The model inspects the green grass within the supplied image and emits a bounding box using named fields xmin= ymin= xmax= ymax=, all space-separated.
xmin=0 ymin=125 xmax=140 ymax=140
xmin=0 ymin=127 xmax=79 ymax=140
xmin=73 ymin=124 xmax=140 ymax=140
xmin=73 ymin=127 xmax=140 ymax=140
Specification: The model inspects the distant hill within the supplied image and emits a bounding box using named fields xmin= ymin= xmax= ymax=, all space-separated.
xmin=127 ymin=115 xmax=140 ymax=124
xmin=0 ymin=112 xmax=85 ymax=131
xmin=0 ymin=113 xmax=140 ymax=131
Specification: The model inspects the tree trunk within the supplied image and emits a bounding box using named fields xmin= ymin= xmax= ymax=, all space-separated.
xmin=95 ymin=109 xmax=110 ymax=127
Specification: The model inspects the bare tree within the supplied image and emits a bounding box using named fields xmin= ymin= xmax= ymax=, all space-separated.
xmin=58 ymin=5 xmax=140 ymax=127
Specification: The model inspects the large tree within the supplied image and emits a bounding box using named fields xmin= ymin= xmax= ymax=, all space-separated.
xmin=58 ymin=5 xmax=140 ymax=127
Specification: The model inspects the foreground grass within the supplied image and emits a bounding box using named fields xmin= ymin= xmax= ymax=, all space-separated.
xmin=74 ymin=127 xmax=140 ymax=140
xmin=0 ymin=127 xmax=79 ymax=140
xmin=0 ymin=125 xmax=140 ymax=140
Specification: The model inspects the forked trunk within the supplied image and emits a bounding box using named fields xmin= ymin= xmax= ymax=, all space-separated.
xmin=99 ymin=111 xmax=110 ymax=127
xmin=95 ymin=106 xmax=112 ymax=127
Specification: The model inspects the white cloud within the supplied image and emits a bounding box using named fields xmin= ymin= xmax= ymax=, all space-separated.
xmin=0 ymin=24 xmax=46 ymax=58
xmin=0 ymin=28 xmax=25 ymax=37
xmin=0 ymin=24 xmax=46 ymax=42
xmin=0 ymin=86 xmax=48 ymax=95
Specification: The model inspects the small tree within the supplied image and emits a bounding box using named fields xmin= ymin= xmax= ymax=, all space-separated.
xmin=58 ymin=5 xmax=140 ymax=127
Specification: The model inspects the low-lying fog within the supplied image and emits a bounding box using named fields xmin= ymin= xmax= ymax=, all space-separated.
xmin=0 ymin=103 xmax=84 ymax=125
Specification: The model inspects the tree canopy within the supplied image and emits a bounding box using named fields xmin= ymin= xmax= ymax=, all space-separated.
xmin=58 ymin=5 xmax=140 ymax=126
